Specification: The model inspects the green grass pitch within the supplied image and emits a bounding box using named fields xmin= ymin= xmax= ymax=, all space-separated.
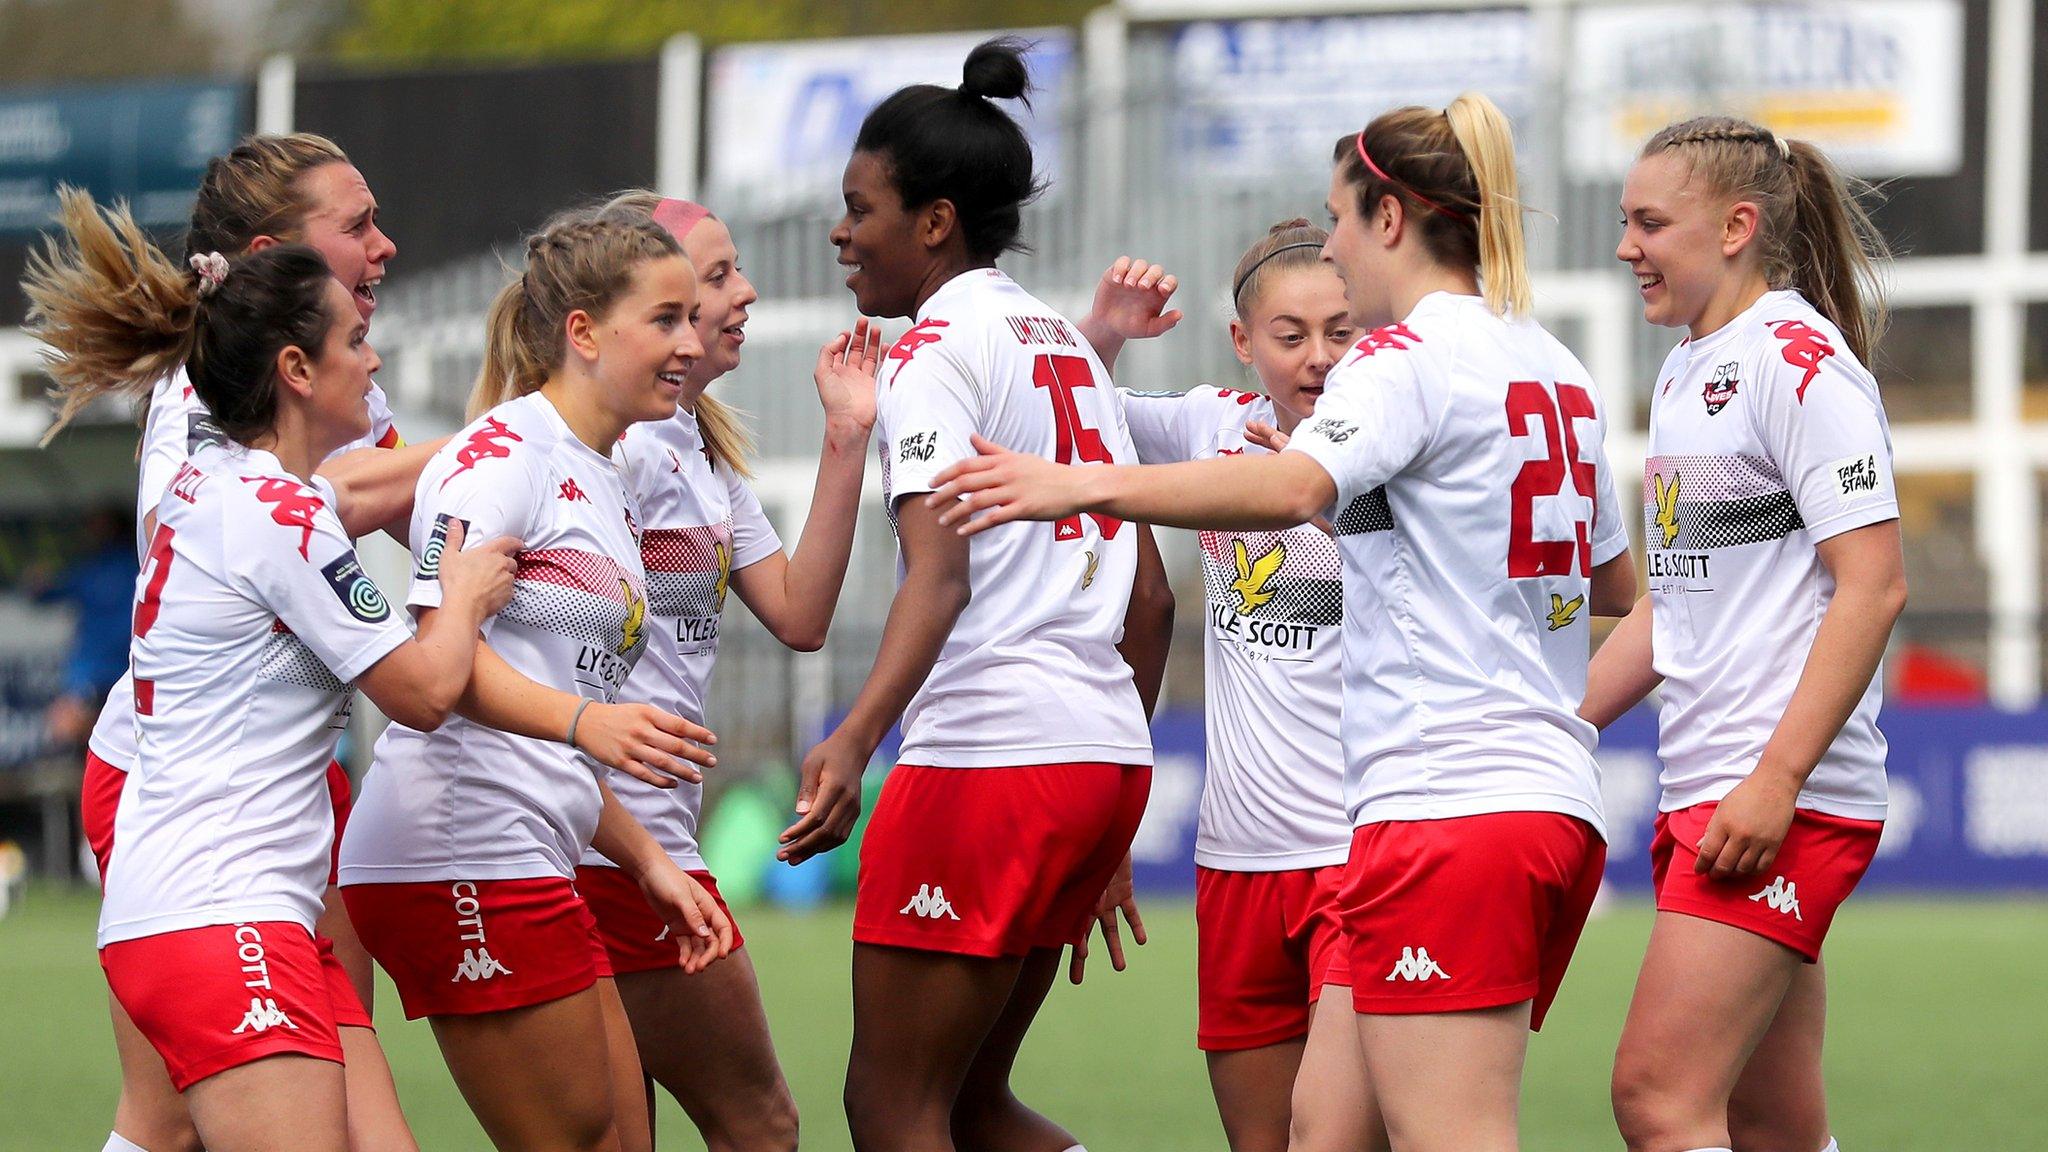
xmin=3 ymin=886 xmax=2043 ymax=1150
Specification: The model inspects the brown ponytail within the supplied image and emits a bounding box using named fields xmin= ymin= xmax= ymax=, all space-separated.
xmin=1641 ymin=116 xmax=1890 ymax=361
xmin=469 ymin=212 xmax=684 ymax=421
xmin=590 ymin=189 xmax=756 ymax=477
xmin=1331 ymin=91 xmax=1532 ymax=316
xmin=27 ymin=187 xmax=338 ymax=446
xmin=1230 ymin=218 xmax=1331 ymax=320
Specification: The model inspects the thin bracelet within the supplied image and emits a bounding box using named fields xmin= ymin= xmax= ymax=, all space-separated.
xmin=566 ymin=698 xmax=593 ymax=750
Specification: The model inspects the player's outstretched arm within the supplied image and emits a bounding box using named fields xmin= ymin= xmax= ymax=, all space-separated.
xmin=927 ymin=435 xmax=1334 ymax=535
xmin=778 ymin=496 xmax=972 ymax=865
xmin=357 ymin=520 xmax=516 ymax=731
xmin=1078 ymin=256 xmax=1183 ymax=374
xmin=317 ymin=435 xmax=451 ymax=544
xmin=592 ymin=780 xmax=733 ymax=973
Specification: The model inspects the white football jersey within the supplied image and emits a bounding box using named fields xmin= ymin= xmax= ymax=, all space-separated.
xmin=89 ymin=370 xmax=401 ymax=769
xmin=1644 ymin=290 xmax=1894 ymax=820
xmin=1288 ymin=292 xmax=1628 ymax=836
xmin=341 ymin=391 xmax=651 ymax=885
xmin=580 ymin=407 xmax=782 ymax=873
xmin=1121 ymin=386 xmax=1348 ymax=870
xmin=877 ymin=269 xmax=1150 ymax=768
xmin=99 ymin=441 xmax=409 ymax=946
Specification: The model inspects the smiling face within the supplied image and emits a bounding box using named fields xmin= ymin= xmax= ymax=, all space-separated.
xmin=680 ymin=217 xmax=757 ymax=385
xmin=285 ymin=163 xmax=396 ymax=324
xmin=583 ymin=253 xmax=704 ymax=425
xmin=301 ymin=278 xmax=379 ymax=456
xmin=1233 ymin=263 xmax=1355 ymax=426
xmin=1618 ymin=150 xmax=1755 ymax=333
xmin=830 ymin=150 xmax=931 ymax=319
xmin=1322 ymin=165 xmax=1393 ymax=330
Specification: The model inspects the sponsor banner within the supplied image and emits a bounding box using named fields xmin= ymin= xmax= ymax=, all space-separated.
xmin=1566 ymin=1 xmax=1964 ymax=179
xmin=1127 ymin=705 xmax=2048 ymax=893
xmin=0 ymin=80 xmax=245 ymax=235
xmin=1163 ymin=11 xmax=1535 ymax=181
xmin=705 ymin=30 xmax=1075 ymax=208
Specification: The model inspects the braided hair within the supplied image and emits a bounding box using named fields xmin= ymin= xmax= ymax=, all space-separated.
xmin=1642 ymin=115 xmax=1890 ymax=361
xmin=470 ymin=212 xmax=684 ymax=419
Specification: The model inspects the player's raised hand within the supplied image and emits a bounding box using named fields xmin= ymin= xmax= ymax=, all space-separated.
xmin=1693 ymin=774 xmax=1798 ymax=879
xmin=926 ymin=435 xmax=1097 ymax=536
xmin=572 ymin=702 xmax=717 ymax=787
xmin=815 ymin=317 xmax=881 ymax=440
xmin=778 ymin=731 xmax=865 ymax=864
xmin=1085 ymin=256 xmax=1184 ymax=343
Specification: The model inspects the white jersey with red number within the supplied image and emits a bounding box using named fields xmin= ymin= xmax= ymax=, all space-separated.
xmin=1287 ymin=292 xmax=1628 ymax=836
xmin=580 ymin=407 xmax=782 ymax=872
xmin=1645 ymin=290 xmax=1894 ymax=820
xmin=341 ymin=391 xmax=651 ymax=884
xmin=88 ymin=370 xmax=402 ymax=768
xmin=877 ymin=268 xmax=1150 ymax=768
xmin=98 ymin=440 xmax=409 ymax=947
xmin=1121 ymin=386 xmax=1348 ymax=870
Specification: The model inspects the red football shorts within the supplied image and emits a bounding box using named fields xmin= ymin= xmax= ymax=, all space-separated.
xmin=1344 ymin=811 xmax=1604 ymax=1030
xmin=1651 ymin=801 xmax=1884 ymax=962
xmin=100 ymin=921 xmax=344 ymax=1091
xmin=342 ymin=876 xmax=609 ymax=1019
xmin=854 ymin=762 xmax=1151 ymax=958
xmin=1195 ymin=863 xmax=1350 ymax=1051
xmin=85 ymin=755 xmax=353 ymax=887
xmin=576 ymin=864 xmax=745 ymax=974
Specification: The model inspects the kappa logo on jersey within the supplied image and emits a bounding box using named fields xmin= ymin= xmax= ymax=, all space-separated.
xmin=898 ymin=430 xmax=939 ymax=464
xmin=667 ymin=448 xmax=685 ymax=474
xmin=1342 ymin=321 xmax=1421 ymax=365
xmin=230 ymin=996 xmax=299 ymax=1034
xmin=619 ymin=578 xmax=646 ymax=654
xmin=1213 ymin=387 xmax=1260 ymax=406
xmin=1384 ymin=946 xmax=1451 ymax=981
xmin=452 ymin=947 xmax=514 ymax=981
xmin=1306 ymin=417 xmax=1358 ymax=444
xmin=712 ymin=540 xmax=732 ymax=610
xmin=1653 ymin=472 xmax=1682 ymax=548
xmin=1703 ymin=362 xmax=1740 ymax=415
xmin=1766 ymin=319 xmax=1837 ymax=403
xmin=898 ymin=883 xmax=961 ymax=920
xmin=1546 ymin=592 xmax=1585 ymax=631
xmin=442 ymin=417 xmax=524 ymax=488
xmin=413 ymin=514 xmax=469 ymax=580
xmin=1231 ymin=538 xmax=1284 ymax=613
xmin=241 ymin=477 xmax=325 ymax=559
xmin=887 ymin=319 xmax=950 ymax=366
xmin=321 ymin=553 xmax=391 ymax=623
xmin=1748 ymin=875 xmax=1804 ymax=920
xmin=558 ymin=477 xmax=590 ymax=504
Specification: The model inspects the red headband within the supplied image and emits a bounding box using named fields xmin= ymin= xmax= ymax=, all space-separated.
xmin=1354 ymin=132 xmax=1469 ymax=221
xmin=651 ymin=197 xmax=711 ymax=241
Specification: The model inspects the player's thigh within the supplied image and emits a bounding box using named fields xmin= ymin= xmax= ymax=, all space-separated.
xmin=107 ymin=992 xmax=201 ymax=1152
xmin=429 ymin=987 xmax=619 ymax=1152
xmin=338 ymin=1024 xmax=419 ymax=1152
xmin=1727 ymin=960 xmax=1831 ymax=1152
xmin=616 ymin=951 xmax=795 ymax=1140
xmin=846 ymin=944 xmax=1024 ymax=1114
xmin=1612 ymin=911 xmax=1803 ymax=1135
xmin=594 ymin=977 xmax=653 ymax=1152
xmin=1288 ymin=990 xmax=1386 ymax=1152
xmin=316 ymin=885 xmax=376 ymax=1014
xmin=183 ymin=1053 xmax=348 ymax=1152
xmin=1357 ymin=1002 xmax=1530 ymax=1152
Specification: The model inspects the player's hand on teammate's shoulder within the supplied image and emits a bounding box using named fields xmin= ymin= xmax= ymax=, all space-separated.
xmin=815 ymin=317 xmax=883 ymax=444
xmin=433 ymin=519 xmax=520 ymax=617
xmin=574 ymin=702 xmax=717 ymax=788
xmin=777 ymin=732 xmax=865 ymax=865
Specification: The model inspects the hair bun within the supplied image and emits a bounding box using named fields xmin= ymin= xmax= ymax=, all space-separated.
xmin=961 ymin=37 xmax=1032 ymax=104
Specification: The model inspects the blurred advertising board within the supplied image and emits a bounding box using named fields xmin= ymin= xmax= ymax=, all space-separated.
xmin=0 ymin=80 xmax=244 ymax=236
xmin=1162 ymin=10 xmax=1535 ymax=181
xmin=1566 ymin=1 xmax=1965 ymax=179
xmin=1129 ymin=705 xmax=2048 ymax=893
xmin=705 ymin=30 xmax=1075 ymax=209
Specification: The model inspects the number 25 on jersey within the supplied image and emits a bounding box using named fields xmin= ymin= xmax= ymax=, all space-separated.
xmin=1506 ymin=380 xmax=1596 ymax=579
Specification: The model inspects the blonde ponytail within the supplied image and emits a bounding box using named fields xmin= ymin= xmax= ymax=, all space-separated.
xmin=1444 ymin=92 xmax=1532 ymax=317
xmin=694 ymin=394 xmax=755 ymax=478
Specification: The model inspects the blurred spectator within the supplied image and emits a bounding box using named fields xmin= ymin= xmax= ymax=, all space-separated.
xmin=22 ymin=507 xmax=136 ymax=747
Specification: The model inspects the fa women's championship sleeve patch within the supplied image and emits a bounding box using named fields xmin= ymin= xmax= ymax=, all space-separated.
xmin=323 ymin=553 xmax=392 ymax=623
xmin=413 ymin=514 xmax=470 ymax=582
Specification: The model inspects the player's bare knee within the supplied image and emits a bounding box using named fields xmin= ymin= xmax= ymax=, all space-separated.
xmin=1610 ymin=1057 xmax=1685 ymax=1151
xmin=705 ymin=1084 xmax=798 ymax=1152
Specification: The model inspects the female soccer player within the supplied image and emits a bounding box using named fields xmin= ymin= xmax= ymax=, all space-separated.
xmin=793 ymin=38 xmax=1170 ymax=1152
xmin=1112 ymin=220 xmax=1369 ymax=1152
xmin=928 ymin=93 xmax=1637 ymax=1152
xmin=1590 ymin=117 xmax=1904 ymax=1152
xmin=339 ymin=212 xmax=733 ymax=1152
xmin=28 ymin=189 xmax=518 ymax=1152
xmin=574 ymin=190 xmax=880 ymax=1151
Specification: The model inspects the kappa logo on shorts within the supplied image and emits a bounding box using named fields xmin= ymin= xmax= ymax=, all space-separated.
xmin=452 ymin=946 xmax=514 ymax=982
xmin=1748 ymin=875 xmax=1805 ymax=921
xmin=1384 ymin=945 xmax=1451 ymax=982
xmin=899 ymin=883 xmax=961 ymax=921
xmin=231 ymin=996 xmax=299 ymax=1034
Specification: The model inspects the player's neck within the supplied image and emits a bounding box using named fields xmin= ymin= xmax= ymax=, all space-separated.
xmin=539 ymin=376 xmax=630 ymax=456
xmin=1386 ymin=260 xmax=1480 ymax=324
xmin=909 ymin=256 xmax=994 ymax=315
xmin=1688 ymin=272 xmax=1772 ymax=345
xmin=245 ymin=410 xmax=320 ymax=482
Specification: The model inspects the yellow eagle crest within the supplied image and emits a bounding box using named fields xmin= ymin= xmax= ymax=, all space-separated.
xmin=1231 ymin=539 xmax=1285 ymax=614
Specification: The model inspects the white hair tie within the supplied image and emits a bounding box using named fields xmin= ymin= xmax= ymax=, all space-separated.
xmin=1774 ymin=134 xmax=1792 ymax=161
xmin=188 ymin=251 xmax=229 ymax=297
